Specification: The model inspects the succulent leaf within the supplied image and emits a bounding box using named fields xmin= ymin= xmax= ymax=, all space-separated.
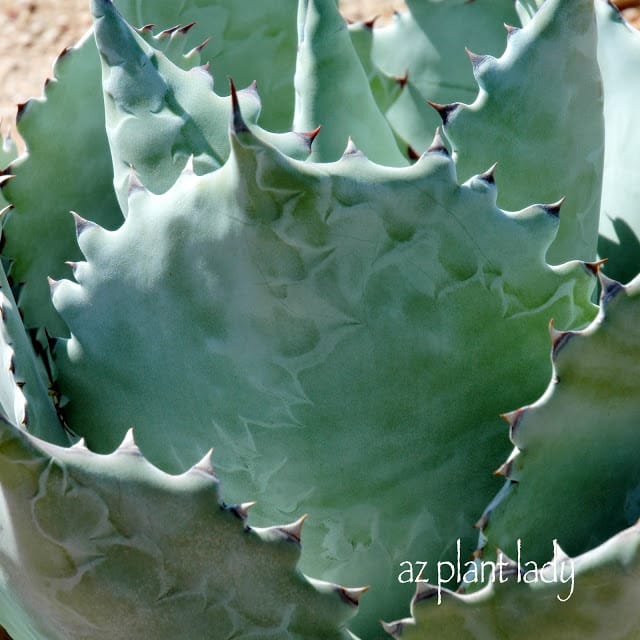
xmin=595 ymin=1 xmax=640 ymax=283
xmin=439 ymin=0 xmax=604 ymax=265
xmin=94 ymin=0 xmax=313 ymax=216
xmin=0 ymin=265 xmax=66 ymax=445
xmin=2 ymin=0 xmax=300 ymax=334
xmin=479 ymin=272 xmax=640 ymax=567
xmin=293 ymin=0 xmax=406 ymax=165
xmin=384 ymin=521 xmax=640 ymax=639
xmin=0 ymin=129 xmax=17 ymax=211
xmin=1 ymin=36 xmax=122 ymax=335
xmin=50 ymin=31 xmax=597 ymax=629
xmin=0 ymin=409 xmax=362 ymax=639
xmin=350 ymin=0 xmax=520 ymax=153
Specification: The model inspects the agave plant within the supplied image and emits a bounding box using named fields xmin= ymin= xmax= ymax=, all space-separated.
xmin=0 ymin=0 xmax=638 ymax=638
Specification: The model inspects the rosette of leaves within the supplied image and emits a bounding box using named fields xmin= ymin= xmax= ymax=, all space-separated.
xmin=0 ymin=0 xmax=638 ymax=638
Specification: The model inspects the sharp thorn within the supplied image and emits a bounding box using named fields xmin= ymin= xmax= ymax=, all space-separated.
xmin=157 ymin=24 xmax=181 ymax=38
xmin=598 ymin=271 xmax=624 ymax=305
xmin=70 ymin=211 xmax=97 ymax=237
xmin=542 ymin=196 xmax=566 ymax=218
xmin=230 ymin=501 xmax=257 ymax=520
xmin=117 ymin=427 xmax=141 ymax=455
xmin=277 ymin=513 xmax=308 ymax=543
xmin=229 ymin=77 xmax=249 ymax=133
xmin=381 ymin=620 xmax=404 ymax=639
xmin=473 ymin=512 xmax=489 ymax=530
xmin=0 ymin=174 xmax=15 ymax=188
xmin=342 ymin=137 xmax=363 ymax=158
xmin=364 ymin=15 xmax=378 ymax=29
xmin=191 ymin=448 xmax=217 ymax=478
xmin=478 ymin=162 xmax=498 ymax=184
xmin=337 ymin=585 xmax=369 ymax=606
xmin=178 ymin=22 xmax=196 ymax=35
xmin=128 ymin=165 xmax=146 ymax=195
xmin=465 ymin=47 xmax=488 ymax=70
xmin=395 ymin=70 xmax=409 ymax=88
xmin=426 ymin=127 xmax=449 ymax=155
xmin=427 ymin=101 xmax=459 ymax=126
xmin=504 ymin=23 xmax=520 ymax=37
xmin=47 ymin=276 xmax=61 ymax=295
xmin=583 ymin=257 xmax=608 ymax=275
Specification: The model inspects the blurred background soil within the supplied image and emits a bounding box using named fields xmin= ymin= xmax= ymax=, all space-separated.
xmin=1 ymin=0 xmax=639 ymax=149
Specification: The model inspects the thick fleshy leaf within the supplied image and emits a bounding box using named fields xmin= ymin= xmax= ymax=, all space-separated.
xmin=0 ymin=260 xmax=66 ymax=445
xmin=438 ymin=0 xmax=604 ymax=265
xmin=1 ymin=35 xmax=122 ymax=335
xmin=596 ymin=1 xmax=640 ymax=283
xmin=51 ymin=82 xmax=596 ymax=633
xmin=94 ymin=0 xmax=314 ymax=216
xmin=479 ymin=272 xmax=640 ymax=566
xmin=350 ymin=0 xmax=520 ymax=153
xmin=0 ymin=130 xmax=17 ymax=211
xmin=0 ymin=412 xmax=362 ymax=639
xmin=114 ymin=0 xmax=298 ymax=132
xmin=293 ymin=0 xmax=406 ymax=164
xmin=1 ymin=0 xmax=299 ymax=334
xmin=383 ymin=521 xmax=640 ymax=639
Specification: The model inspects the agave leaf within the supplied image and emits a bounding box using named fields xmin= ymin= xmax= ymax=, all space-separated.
xmin=1 ymin=35 xmax=122 ymax=336
xmin=94 ymin=0 xmax=314 ymax=216
xmin=346 ymin=21 xmax=405 ymax=117
xmin=0 ymin=265 xmax=66 ymax=445
xmin=383 ymin=521 xmax=640 ymax=639
xmin=595 ymin=1 xmax=640 ymax=283
xmin=438 ymin=0 xmax=604 ymax=265
xmin=293 ymin=0 xmax=406 ymax=165
xmin=0 ymin=412 xmax=363 ymax=639
xmin=50 ymin=27 xmax=597 ymax=626
xmin=0 ymin=130 xmax=17 ymax=211
xmin=114 ymin=0 xmax=298 ymax=132
xmin=349 ymin=0 xmax=520 ymax=153
xmin=479 ymin=272 xmax=640 ymax=568
xmin=1 ymin=0 xmax=299 ymax=335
